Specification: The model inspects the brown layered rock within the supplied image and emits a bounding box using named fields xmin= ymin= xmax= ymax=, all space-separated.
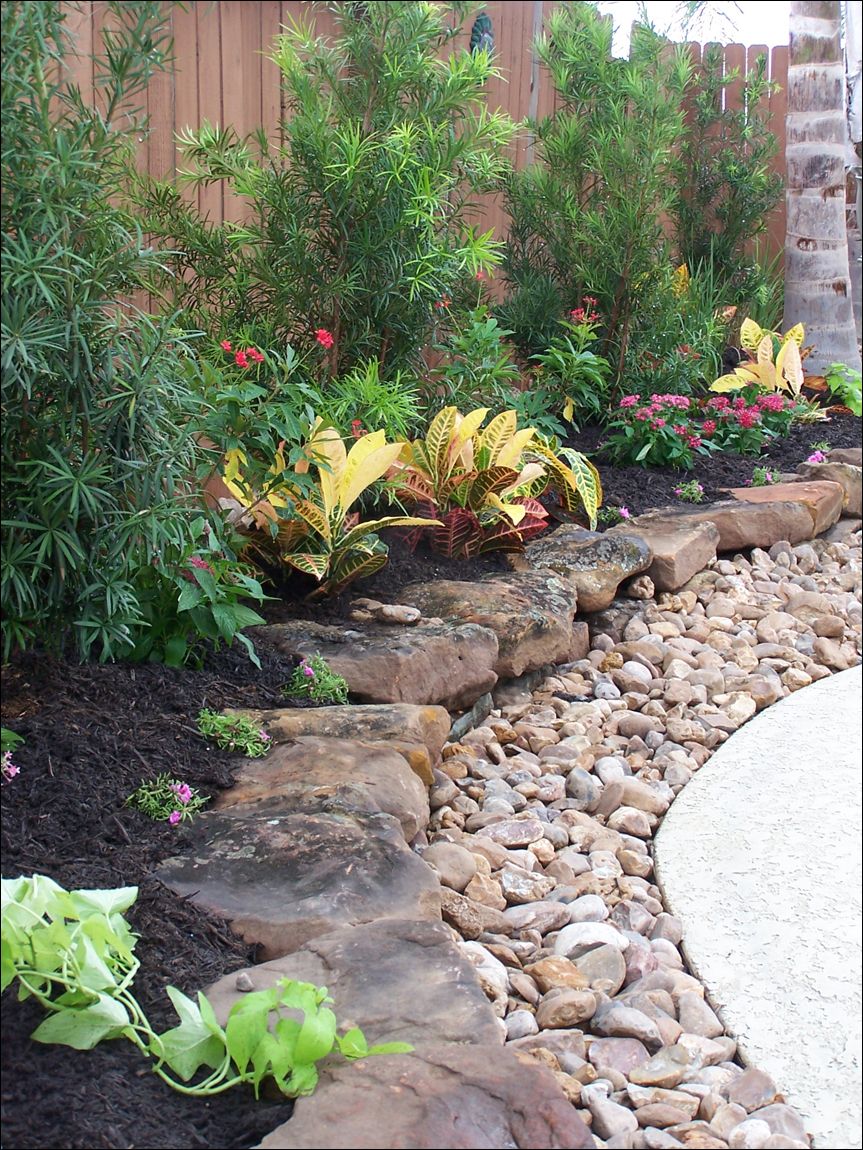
xmin=257 ymin=1044 xmax=595 ymax=1149
xmin=796 ymin=460 xmax=862 ymax=516
xmin=628 ymin=498 xmax=815 ymax=551
xmin=398 ymin=569 xmax=578 ymax=677
xmin=156 ymin=808 xmax=441 ymax=960
xmin=255 ymin=620 xmax=498 ymax=711
xmin=523 ymin=528 xmax=652 ymax=613
xmin=206 ymin=918 xmax=503 ymax=1049
xmin=827 ymin=447 xmax=862 ymax=466
xmin=215 ymin=737 xmax=430 ymax=842
xmin=725 ymin=480 xmax=845 ymax=537
xmin=226 ymin=702 xmax=450 ymax=785
xmin=609 ymin=519 xmax=720 ymax=592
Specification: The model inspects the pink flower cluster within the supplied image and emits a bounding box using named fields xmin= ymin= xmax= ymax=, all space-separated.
xmin=569 ymin=295 xmax=601 ymax=324
xmin=315 ymin=328 xmax=335 ymax=349
xmin=2 ymin=751 xmax=19 ymax=783
xmin=807 ymin=450 xmax=827 ymax=463
xmin=168 ymin=780 xmax=194 ymax=825
xmin=221 ymin=340 xmax=265 ymax=368
xmin=181 ymin=554 xmax=216 ymax=583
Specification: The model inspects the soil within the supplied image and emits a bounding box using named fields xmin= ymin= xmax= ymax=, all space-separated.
xmin=568 ymin=409 xmax=861 ymax=517
xmin=1 ymin=408 xmax=859 ymax=1149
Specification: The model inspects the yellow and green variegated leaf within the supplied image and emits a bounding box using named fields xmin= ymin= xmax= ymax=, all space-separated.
xmin=494 ymin=426 xmax=537 ymax=470
xmin=425 ymin=407 xmax=460 ymax=484
xmin=563 ymin=396 xmax=575 ymax=422
xmin=275 ymin=518 xmax=310 ymax=549
xmin=710 ymin=370 xmax=751 ymax=393
xmin=776 ymin=336 xmax=803 ymax=396
xmin=223 ymin=449 xmax=247 ymax=487
xmin=485 ymin=492 xmax=526 ymax=524
xmin=307 ymin=422 xmax=347 ymax=520
xmin=559 ymin=450 xmax=601 ymax=528
xmin=389 ymin=467 xmax=436 ymax=505
xmin=337 ymin=516 xmax=440 ymax=554
xmin=477 ymin=410 xmax=517 ymax=466
xmin=292 ymin=499 xmax=331 ymax=543
xmin=339 ymin=431 xmax=405 ymax=513
xmin=319 ymin=550 xmax=388 ymax=597
xmin=782 ymin=323 xmax=805 ymax=347
xmin=740 ymin=317 xmax=767 ymax=352
xmin=447 ymin=408 xmax=489 ymax=472
xmin=282 ymin=552 xmax=330 ymax=580
xmin=469 ymin=466 xmax=520 ymax=506
xmin=500 ymin=461 xmax=545 ymax=499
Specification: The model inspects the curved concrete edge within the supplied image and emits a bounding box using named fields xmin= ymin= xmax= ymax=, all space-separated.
xmin=654 ymin=666 xmax=863 ymax=1150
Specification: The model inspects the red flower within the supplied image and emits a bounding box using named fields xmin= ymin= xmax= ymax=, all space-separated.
xmin=220 ymin=339 xmax=232 ymax=352
xmin=234 ymin=350 xmax=249 ymax=368
xmin=247 ymin=348 xmax=265 ymax=363
xmin=351 ymin=419 xmax=368 ymax=439
xmin=651 ymin=418 xmax=666 ymax=429
xmin=687 ymin=435 xmax=702 ymax=448
xmin=672 ymin=424 xmax=688 ymax=435
xmin=474 ymin=270 xmax=486 ymax=281
xmin=736 ymin=410 xmax=758 ymax=428
xmin=433 ymin=297 xmax=452 ymax=311
xmin=315 ymin=328 xmax=335 ymax=349
xmin=701 ymin=419 xmax=717 ymax=436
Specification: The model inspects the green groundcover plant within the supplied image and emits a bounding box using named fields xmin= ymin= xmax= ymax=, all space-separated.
xmin=1 ymin=876 xmax=411 ymax=1098
xmin=283 ymin=655 xmax=350 ymax=706
xmin=197 ymin=710 xmax=272 ymax=758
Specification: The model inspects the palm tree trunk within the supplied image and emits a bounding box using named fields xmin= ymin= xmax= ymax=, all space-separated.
xmin=784 ymin=0 xmax=861 ymax=373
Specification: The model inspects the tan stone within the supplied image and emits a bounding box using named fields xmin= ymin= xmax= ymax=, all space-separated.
xmin=525 ymin=956 xmax=590 ymax=993
xmin=796 ymin=460 xmax=862 ymax=516
xmin=725 ymin=479 xmax=845 ymax=537
xmin=612 ymin=520 xmax=721 ymax=592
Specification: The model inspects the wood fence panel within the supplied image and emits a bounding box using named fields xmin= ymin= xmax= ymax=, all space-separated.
xmin=768 ymin=45 xmax=789 ymax=262
xmin=58 ymin=3 xmax=791 ymax=265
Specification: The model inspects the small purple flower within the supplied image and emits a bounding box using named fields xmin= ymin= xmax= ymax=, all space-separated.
xmin=168 ymin=810 xmax=182 ymax=825
xmin=807 ymin=450 xmax=827 ymax=463
xmin=171 ymin=782 xmax=193 ymax=805
xmin=619 ymin=506 xmax=631 ymax=519
xmin=259 ymin=730 xmax=271 ymax=742
xmin=302 ymin=664 xmax=315 ymax=678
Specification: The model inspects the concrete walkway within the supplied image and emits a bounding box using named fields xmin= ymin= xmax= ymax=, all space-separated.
xmin=655 ymin=666 xmax=863 ymax=1150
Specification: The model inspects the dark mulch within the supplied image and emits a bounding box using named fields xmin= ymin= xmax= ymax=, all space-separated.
xmin=2 ymin=407 xmax=859 ymax=1149
xmin=1 ymin=641 xmax=303 ymax=1150
xmin=569 ymin=409 xmax=861 ymax=517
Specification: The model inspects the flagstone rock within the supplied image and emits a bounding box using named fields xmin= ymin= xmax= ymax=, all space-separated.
xmin=611 ymin=519 xmax=721 ymax=592
xmin=630 ymin=500 xmax=815 ymax=552
xmin=228 ymin=702 xmax=451 ymax=785
xmin=257 ymin=1044 xmax=595 ymax=1149
xmin=725 ymin=480 xmax=845 ymax=538
xmin=215 ymin=736 xmax=429 ymax=841
xmin=399 ymin=570 xmax=578 ymax=678
xmin=157 ymin=808 xmax=441 ymax=960
xmin=524 ymin=527 xmax=653 ymax=613
xmin=796 ymin=460 xmax=862 ymax=516
xmin=255 ymin=619 xmax=499 ymax=711
xmin=205 ymin=918 xmax=503 ymax=1049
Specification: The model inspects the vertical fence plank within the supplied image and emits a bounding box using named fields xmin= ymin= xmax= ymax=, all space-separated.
xmin=723 ymin=42 xmax=746 ymax=116
xmin=62 ymin=1 xmax=95 ymax=105
xmin=196 ymin=2 xmax=224 ymax=224
xmin=260 ymin=1 xmax=283 ymax=150
xmin=172 ymin=3 xmax=199 ymax=210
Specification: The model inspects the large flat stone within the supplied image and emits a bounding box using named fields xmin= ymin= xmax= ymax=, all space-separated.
xmin=156 ymin=808 xmax=441 ymax=960
xmin=227 ymin=703 xmax=451 ymax=785
xmin=215 ymin=737 xmax=430 ymax=842
xmin=398 ymin=570 xmax=578 ymax=677
xmin=523 ymin=528 xmax=652 ymax=613
xmin=610 ymin=519 xmax=720 ymax=591
xmin=725 ymin=480 xmax=845 ymax=538
xmin=256 ymin=1043 xmax=594 ymax=1149
xmin=206 ymin=918 xmax=503 ymax=1049
xmin=255 ymin=621 xmax=498 ymax=711
xmin=796 ymin=461 xmax=862 ymax=516
xmin=631 ymin=499 xmax=815 ymax=551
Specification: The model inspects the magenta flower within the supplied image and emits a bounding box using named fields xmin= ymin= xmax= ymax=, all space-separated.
xmin=302 ymin=664 xmax=315 ymax=678
xmin=619 ymin=506 xmax=631 ymax=519
xmin=807 ymin=450 xmax=827 ymax=463
xmin=171 ymin=782 xmax=193 ymax=805
xmin=168 ymin=810 xmax=182 ymax=825
xmin=259 ymin=730 xmax=271 ymax=741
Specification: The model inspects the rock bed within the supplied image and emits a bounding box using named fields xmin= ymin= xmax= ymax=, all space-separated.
xmin=420 ymin=524 xmax=862 ymax=1150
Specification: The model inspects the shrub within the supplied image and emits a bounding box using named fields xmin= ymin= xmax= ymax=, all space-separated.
xmin=501 ymin=4 xmax=692 ymax=373
xmin=136 ymin=2 xmax=514 ymax=378
xmin=604 ymin=394 xmax=718 ymax=469
xmin=428 ymin=309 xmax=521 ymax=415
xmin=530 ymin=310 xmax=612 ymax=429
xmin=223 ymin=420 xmax=433 ymax=597
xmin=1 ymin=2 xmax=228 ymax=661
xmin=672 ymin=46 xmax=782 ymax=287
xmin=390 ymin=406 xmax=602 ymax=557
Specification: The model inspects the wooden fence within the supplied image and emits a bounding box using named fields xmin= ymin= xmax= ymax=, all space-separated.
xmin=62 ymin=1 xmax=790 ymax=260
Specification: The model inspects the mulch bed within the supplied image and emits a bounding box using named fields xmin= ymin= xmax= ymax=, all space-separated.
xmin=1 ymin=407 xmax=859 ymax=1149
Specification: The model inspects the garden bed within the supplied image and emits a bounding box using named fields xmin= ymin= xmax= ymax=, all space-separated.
xmin=1 ymin=411 xmax=859 ymax=1150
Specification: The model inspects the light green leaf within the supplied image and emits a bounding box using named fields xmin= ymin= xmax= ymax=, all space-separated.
xmin=337 ymin=1026 xmax=368 ymax=1059
xmin=32 ymin=994 xmax=130 ymax=1050
xmin=293 ymin=1005 xmax=337 ymax=1066
xmin=158 ymin=986 xmax=227 ymax=1081
xmin=225 ymin=994 xmax=272 ymax=1074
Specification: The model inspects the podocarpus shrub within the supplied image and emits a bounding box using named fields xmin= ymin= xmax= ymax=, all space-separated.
xmin=0 ymin=2 xmax=235 ymax=661
xmin=500 ymin=4 xmax=692 ymax=372
xmin=136 ymin=1 xmax=515 ymax=380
